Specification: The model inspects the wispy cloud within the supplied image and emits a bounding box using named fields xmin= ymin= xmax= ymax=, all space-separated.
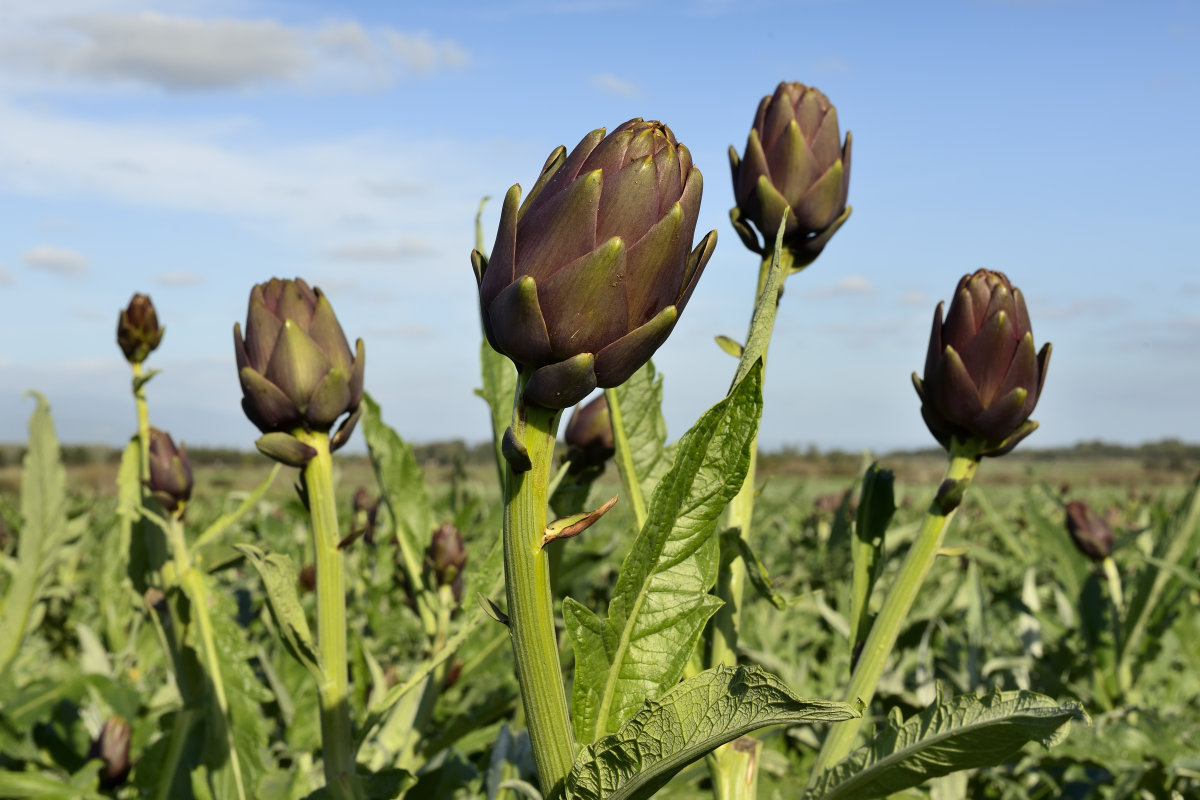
xmin=899 ymin=289 xmax=927 ymax=307
xmin=1038 ymin=298 xmax=1120 ymax=320
xmin=809 ymin=275 xmax=875 ymax=298
xmin=590 ymin=73 xmax=640 ymax=97
xmin=0 ymin=264 xmax=13 ymax=285
xmin=365 ymin=323 xmax=436 ymax=339
xmin=326 ymin=238 xmax=438 ymax=262
xmin=0 ymin=13 xmax=470 ymax=93
xmin=154 ymin=271 xmax=202 ymax=286
xmin=22 ymin=245 xmax=88 ymax=276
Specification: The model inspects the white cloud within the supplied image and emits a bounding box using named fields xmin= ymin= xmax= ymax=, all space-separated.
xmin=900 ymin=289 xmax=927 ymax=307
xmin=154 ymin=271 xmax=202 ymax=286
xmin=326 ymin=238 xmax=439 ymax=262
xmin=22 ymin=245 xmax=89 ymax=275
xmin=810 ymin=275 xmax=875 ymax=297
xmin=590 ymin=73 xmax=640 ymax=97
xmin=0 ymin=12 xmax=470 ymax=93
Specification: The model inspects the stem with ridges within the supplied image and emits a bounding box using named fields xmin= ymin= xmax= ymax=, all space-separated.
xmin=504 ymin=375 xmax=574 ymax=798
xmin=808 ymin=448 xmax=980 ymax=783
xmin=296 ymin=430 xmax=364 ymax=800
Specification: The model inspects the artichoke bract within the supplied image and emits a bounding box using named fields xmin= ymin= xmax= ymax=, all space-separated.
xmin=474 ymin=118 xmax=716 ymax=409
xmin=146 ymin=427 xmax=192 ymax=513
xmin=1065 ymin=500 xmax=1114 ymax=562
xmin=117 ymin=293 xmax=164 ymax=364
xmin=913 ymin=270 xmax=1051 ymax=458
xmin=730 ymin=82 xmax=852 ymax=263
xmin=234 ymin=278 xmax=364 ymax=465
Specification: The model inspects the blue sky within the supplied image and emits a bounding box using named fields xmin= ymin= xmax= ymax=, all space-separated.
xmin=0 ymin=0 xmax=1197 ymax=453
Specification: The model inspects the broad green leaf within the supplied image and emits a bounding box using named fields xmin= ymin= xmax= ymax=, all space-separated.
xmin=607 ymin=361 xmax=670 ymax=510
xmin=804 ymin=686 xmax=1089 ymax=800
xmin=0 ymin=393 xmax=72 ymax=676
xmin=477 ymin=338 xmax=518 ymax=490
xmin=180 ymin=571 xmax=272 ymax=800
xmin=849 ymin=464 xmax=894 ymax=651
xmin=0 ymin=768 xmax=105 ymax=800
xmin=361 ymin=392 xmax=434 ymax=594
xmin=566 ymin=364 xmax=763 ymax=742
xmin=235 ymin=544 xmax=322 ymax=682
xmin=562 ymin=665 xmax=858 ymax=800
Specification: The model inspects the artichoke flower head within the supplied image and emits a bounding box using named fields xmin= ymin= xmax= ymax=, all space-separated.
xmin=913 ymin=270 xmax=1051 ymax=458
xmin=730 ymin=81 xmax=852 ymax=264
xmin=234 ymin=277 xmax=364 ymax=466
xmin=146 ymin=427 xmax=192 ymax=513
xmin=474 ymin=118 xmax=716 ymax=409
xmin=117 ymin=293 xmax=164 ymax=364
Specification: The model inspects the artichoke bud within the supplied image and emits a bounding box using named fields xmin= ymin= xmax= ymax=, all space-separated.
xmin=88 ymin=715 xmax=132 ymax=789
xmin=145 ymin=427 xmax=193 ymax=513
xmin=117 ymin=293 xmax=164 ymax=364
xmin=234 ymin=278 xmax=365 ymax=460
xmin=563 ymin=394 xmax=615 ymax=475
xmin=477 ymin=118 xmax=716 ymax=409
xmin=352 ymin=487 xmax=380 ymax=546
xmin=913 ymin=270 xmax=1051 ymax=458
xmin=426 ymin=523 xmax=467 ymax=603
xmin=731 ymin=81 xmax=852 ymax=264
xmin=1065 ymin=500 xmax=1114 ymax=562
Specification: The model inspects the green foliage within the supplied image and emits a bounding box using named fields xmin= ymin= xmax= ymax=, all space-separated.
xmin=0 ymin=393 xmax=76 ymax=677
xmin=849 ymin=464 xmax=895 ymax=651
xmin=804 ymin=686 xmax=1088 ymax=800
xmin=563 ymin=665 xmax=857 ymax=800
xmin=565 ymin=364 xmax=763 ymax=743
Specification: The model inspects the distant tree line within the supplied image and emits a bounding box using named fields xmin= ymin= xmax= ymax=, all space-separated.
xmin=2 ymin=438 xmax=1198 ymax=473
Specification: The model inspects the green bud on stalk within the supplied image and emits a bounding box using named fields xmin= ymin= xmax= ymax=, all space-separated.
xmin=913 ymin=269 xmax=1051 ymax=458
xmin=563 ymin=394 xmax=615 ymax=474
xmin=117 ymin=293 xmax=164 ymax=364
xmin=233 ymin=278 xmax=365 ymax=465
xmin=1065 ymin=500 xmax=1114 ymax=562
xmin=730 ymin=82 xmax=852 ymax=263
xmin=475 ymin=118 xmax=716 ymax=409
xmin=145 ymin=427 xmax=192 ymax=513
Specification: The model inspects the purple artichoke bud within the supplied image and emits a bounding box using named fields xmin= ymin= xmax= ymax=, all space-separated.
xmin=730 ymin=82 xmax=852 ymax=263
xmin=117 ymin=293 xmax=164 ymax=364
xmin=564 ymin=394 xmax=615 ymax=474
xmin=475 ymin=119 xmax=716 ymax=409
xmin=352 ymin=487 xmax=380 ymax=545
xmin=146 ymin=428 xmax=193 ymax=513
xmin=1065 ymin=500 xmax=1114 ymax=562
xmin=426 ymin=523 xmax=467 ymax=603
xmin=913 ymin=270 xmax=1051 ymax=458
xmin=88 ymin=715 xmax=132 ymax=789
xmin=233 ymin=278 xmax=365 ymax=461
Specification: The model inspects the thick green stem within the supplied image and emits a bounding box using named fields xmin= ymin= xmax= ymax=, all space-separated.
xmin=297 ymin=431 xmax=364 ymax=800
xmin=604 ymin=387 xmax=647 ymax=531
xmin=709 ymin=737 xmax=762 ymax=800
xmin=132 ymin=361 xmax=151 ymax=479
xmin=151 ymin=709 xmax=198 ymax=800
xmin=808 ymin=451 xmax=980 ymax=782
xmin=503 ymin=380 xmax=574 ymax=798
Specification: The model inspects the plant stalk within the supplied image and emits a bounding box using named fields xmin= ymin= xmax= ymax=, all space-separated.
xmin=503 ymin=378 xmax=574 ymax=798
xmin=808 ymin=450 xmax=979 ymax=782
xmin=604 ymin=386 xmax=647 ymax=531
xmin=297 ymin=430 xmax=365 ymax=800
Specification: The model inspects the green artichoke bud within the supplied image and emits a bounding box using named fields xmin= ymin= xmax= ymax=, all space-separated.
xmin=913 ymin=270 xmax=1051 ymax=458
xmin=1065 ymin=500 xmax=1114 ymax=562
xmin=564 ymin=394 xmax=615 ymax=474
xmin=88 ymin=716 xmax=132 ymax=789
xmin=730 ymin=82 xmax=852 ymax=263
xmin=426 ymin=522 xmax=467 ymax=603
xmin=233 ymin=278 xmax=365 ymax=464
xmin=475 ymin=118 xmax=716 ymax=409
xmin=117 ymin=293 xmax=164 ymax=364
xmin=146 ymin=427 xmax=192 ymax=513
